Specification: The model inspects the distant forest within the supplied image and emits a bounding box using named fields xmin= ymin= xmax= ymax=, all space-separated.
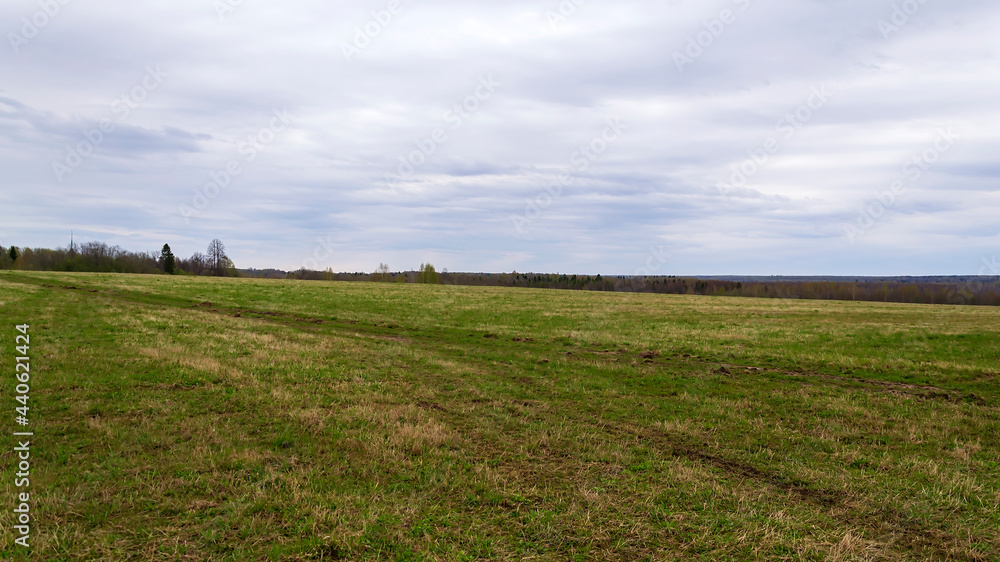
xmin=280 ymin=268 xmax=1000 ymax=307
xmin=3 ymin=241 xmax=999 ymax=306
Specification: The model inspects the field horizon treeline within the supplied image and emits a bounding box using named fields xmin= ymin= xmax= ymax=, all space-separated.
xmin=4 ymin=239 xmax=1000 ymax=306
xmin=289 ymin=269 xmax=1000 ymax=307
xmin=0 ymin=239 xmax=239 ymax=277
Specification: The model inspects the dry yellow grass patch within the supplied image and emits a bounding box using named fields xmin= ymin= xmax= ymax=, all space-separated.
xmin=294 ymin=408 xmax=329 ymax=434
xmin=86 ymin=416 xmax=114 ymax=438
xmin=823 ymin=529 xmax=887 ymax=561
xmin=345 ymin=402 xmax=463 ymax=458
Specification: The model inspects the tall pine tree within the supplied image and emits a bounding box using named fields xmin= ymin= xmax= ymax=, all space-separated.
xmin=160 ymin=244 xmax=176 ymax=274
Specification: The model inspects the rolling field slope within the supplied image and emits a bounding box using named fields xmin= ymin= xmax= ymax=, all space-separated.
xmin=1 ymin=271 xmax=998 ymax=560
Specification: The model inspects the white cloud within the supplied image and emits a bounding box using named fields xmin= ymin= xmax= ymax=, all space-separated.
xmin=1 ymin=0 xmax=998 ymax=275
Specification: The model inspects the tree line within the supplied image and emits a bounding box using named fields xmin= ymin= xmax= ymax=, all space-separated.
xmin=280 ymin=263 xmax=440 ymax=284
xmin=5 ymin=242 xmax=1000 ymax=306
xmin=299 ymin=268 xmax=1000 ymax=306
xmin=0 ymin=239 xmax=239 ymax=277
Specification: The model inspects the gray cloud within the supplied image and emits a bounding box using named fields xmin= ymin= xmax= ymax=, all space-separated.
xmin=1 ymin=0 xmax=998 ymax=275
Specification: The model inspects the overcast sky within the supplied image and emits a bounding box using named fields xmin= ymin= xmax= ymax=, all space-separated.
xmin=2 ymin=0 xmax=998 ymax=275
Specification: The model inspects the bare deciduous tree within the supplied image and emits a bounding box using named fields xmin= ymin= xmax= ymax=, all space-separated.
xmin=371 ymin=262 xmax=391 ymax=282
xmin=207 ymin=239 xmax=227 ymax=276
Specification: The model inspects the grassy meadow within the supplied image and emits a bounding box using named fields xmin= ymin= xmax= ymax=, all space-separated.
xmin=0 ymin=270 xmax=998 ymax=560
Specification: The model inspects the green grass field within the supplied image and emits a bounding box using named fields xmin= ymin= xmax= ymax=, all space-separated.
xmin=1 ymin=271 xmax=998 ymax=560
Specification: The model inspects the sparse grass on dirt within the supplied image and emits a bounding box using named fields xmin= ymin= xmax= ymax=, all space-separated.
xmin=1 ymin=270 xmax=998 ymax=560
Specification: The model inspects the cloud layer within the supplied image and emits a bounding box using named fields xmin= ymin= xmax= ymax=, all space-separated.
xmin=2 ymin=0 xmax=998 ymax=275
